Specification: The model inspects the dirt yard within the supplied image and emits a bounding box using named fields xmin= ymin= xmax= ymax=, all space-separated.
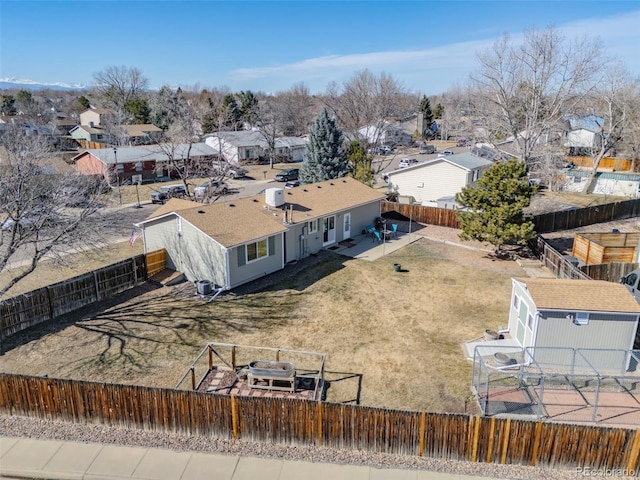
xmin=0 ymin=235 xmax=526 ymax=414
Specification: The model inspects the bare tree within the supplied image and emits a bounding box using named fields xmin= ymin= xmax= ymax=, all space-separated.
xmin=579 ymin=63 xmax=640 ymax=191
xmin=470 ymin=28 xmax=605 ymax=166
xmin=0 ymin=126 xmax=103 ymax=298
xmin=92 ymin=66 xmax=149 ymax=111
xmin=274 ymin=82 xmax=315 ymax=136
xmin=323 ymin=69 xmax=416 ymax=174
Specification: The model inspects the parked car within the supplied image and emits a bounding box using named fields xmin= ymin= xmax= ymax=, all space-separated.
xmin=194 ymin=181 xmax=228 ymax=201
xmin=284 ymin=180 xmax=300 ymax=189
xmin=212 ymin=162 xmax=247 ymax=179
xmin=377 ymin=145 xmax=393 ymax=154
xmin=150 ymin=185 xmax=188 ymax=204
xmin=398 ymin=158 xmax=418 ymax=169
xmin=456 ymin=139 xmax=468 ymax=147
xmin=274 ymin=168 xmax=300 ymax=182
xmin=1 ymin=210 xmax=59 ymax=231
xmin=442 ymin=150 xmax=454 ymax=155
xmin=419 ymin=145 xmax=436 ymax=154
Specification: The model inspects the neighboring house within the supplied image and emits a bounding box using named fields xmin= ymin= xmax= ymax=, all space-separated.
xmin=71 ymin=108 xmax=161 ymax=147
xmin=386 ymin=153 xmax=493 ymax=206
xmin=563 ymin=170 xmax=640 ymax=197
xmin=509 ymin=278 xmax=640 ymax=372
xmin=203 ymin=131 xmax=308 ymax=164
xmin=358 ymin=121 xmax=412 ymax=146
xmin=72 ymin=142 xmax=217 ymax=185
xmin=135 ymin=177 xmax=385 ymax=290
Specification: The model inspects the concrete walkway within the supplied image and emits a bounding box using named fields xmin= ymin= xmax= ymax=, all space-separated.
xmin=0 ymin=436 xmax=505 ymax=480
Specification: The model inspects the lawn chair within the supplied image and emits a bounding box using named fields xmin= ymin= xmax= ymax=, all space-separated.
xmin=366 ymin=225 xmax=376 ymax=239
xmin=391 ymin=224 xmax=398 ymax=238
xmin=372 ymin=230 xmax=382 ymax=243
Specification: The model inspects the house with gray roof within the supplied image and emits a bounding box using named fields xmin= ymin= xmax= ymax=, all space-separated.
xmin=72 ymin=143 xmax=217 ymax=185
xmin=135 ymin=177 xmax=385 ymax=290
xmin=385 ymin=153 xmax=493 ymax=206
xmin=509 ymin=278 xmax=640 ymax=372
xmin=203 ymin=131 xmax=307 ymax=164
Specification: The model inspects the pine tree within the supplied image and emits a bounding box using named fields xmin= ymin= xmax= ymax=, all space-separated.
xmin=300 ymin=109 xmax=347 ymax=184
xmin=346 ymin=141 xmax=374 ymax=186
xmin=455 ymin=159 xmax=536 ymax=255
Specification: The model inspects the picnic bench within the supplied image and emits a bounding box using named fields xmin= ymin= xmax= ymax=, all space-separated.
xmin=247 ymin=360 xmax=296 ymax=393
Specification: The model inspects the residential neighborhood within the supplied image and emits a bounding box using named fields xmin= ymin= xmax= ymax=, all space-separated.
xmin=2 ymin=3 xmax=640 ymax=478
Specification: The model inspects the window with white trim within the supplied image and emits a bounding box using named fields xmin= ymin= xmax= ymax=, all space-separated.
xmin=135 ymin=162 xmax=143 ymax=171
xmin=247 ymin=239 xmax=268 ymax=262
xmin=513 ymin=294 xmax=520 ymax=312
xmin=527 ymin=312 xmax=534 ymax=329
xmin=574 ymin=312 xmax=589 ymax=325
xmin=308 ymin=220 xmax=317 ymax=233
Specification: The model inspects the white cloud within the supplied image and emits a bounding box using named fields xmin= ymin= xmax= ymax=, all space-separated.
xmin=229 ymin=9 xmax=640 ymax=94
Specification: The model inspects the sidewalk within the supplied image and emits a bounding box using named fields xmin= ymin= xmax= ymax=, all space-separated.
xmin=0 ymin=436 xmax=504 ymax=480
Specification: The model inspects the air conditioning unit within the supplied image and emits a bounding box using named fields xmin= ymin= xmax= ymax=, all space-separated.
xmin=265 ymin=188 xmax=284 ymax=207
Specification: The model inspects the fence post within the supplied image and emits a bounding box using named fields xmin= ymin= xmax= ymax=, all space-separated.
xmin=486 ymin=417 xmax=495 ymax=463
xmin=531 ymin=421 xmax=543 ymax=466
xmin=190 ymin=367 xmax=195 ymax=390
xmin=231 ymin=346 xmax=236 ymax=369
xmin=501 ymin=417 xmax=511 ymax=464
xmin=626 ymin=429 xmax=640 ymax=473
xmin=208 ymin=346 xmax=213 ymax=370
xmin=471 ymin=416 xmax=481 ymax=462
xmin=317 ymin=402 xmax=322 ymax=446
xmin=419 ymin=411 xmax=426 ymax=457
xmin=132 ymin=257 xmax=138 ymax=285
xmin=231 ymin=395 xmax=238 ymax=440
xmin=93 ymin=271 xmax=100 ymax=301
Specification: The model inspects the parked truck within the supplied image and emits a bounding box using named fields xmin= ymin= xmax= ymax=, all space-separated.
xmin=621 ymin=268 xmax=640 ymax=303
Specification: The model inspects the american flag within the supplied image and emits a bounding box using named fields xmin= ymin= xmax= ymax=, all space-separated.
xmin=129 ymin=228 xmax=140 ymax=247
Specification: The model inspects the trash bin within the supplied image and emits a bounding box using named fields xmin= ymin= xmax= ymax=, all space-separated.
xmin=393 ymin=264 xmax=401 ymax=272
xmin=196 ymin=280 xmax=213 ymax=295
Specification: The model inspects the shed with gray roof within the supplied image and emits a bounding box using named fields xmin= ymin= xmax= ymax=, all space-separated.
xmin=509 ymin=278 xmax=640 ymax=372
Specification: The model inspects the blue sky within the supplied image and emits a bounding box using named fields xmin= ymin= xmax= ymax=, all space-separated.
xmin=1 ymin=1 xmax=639 ymax=95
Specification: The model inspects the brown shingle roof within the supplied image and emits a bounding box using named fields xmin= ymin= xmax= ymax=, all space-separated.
xmin=515 ymin=278 xmax=640 ymax=314
xmin=143 ymin=177 xmax=385 ymax=247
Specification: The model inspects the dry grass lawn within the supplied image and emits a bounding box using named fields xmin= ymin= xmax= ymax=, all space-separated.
xmin=1 ymin=238 xmax=525 ymax=414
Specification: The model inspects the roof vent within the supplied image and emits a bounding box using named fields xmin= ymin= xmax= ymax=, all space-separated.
xmin=197 ymin=210 xmax=205 ymax=214
xmin=253 ymin=199 xmax=259 ymax=202
xmin=287 ymin=192 xmax=292 ymax=195
xmin=303 ymin=189 xmax=308 ymax=192
xmin=329 ymin=182 xmax=334 ymax=185
xmin=317 ymin=185 xmax=322 ymax=189
xmin=229 ymin=203 xmax=235 ymax=207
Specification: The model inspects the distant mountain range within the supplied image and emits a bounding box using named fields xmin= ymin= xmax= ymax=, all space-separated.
xmin=0 ymin=78 xmax=88 ymax=91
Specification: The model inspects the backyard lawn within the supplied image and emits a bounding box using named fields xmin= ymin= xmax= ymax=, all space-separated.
xmin=0 ymin=237 xmax=525 ymax=414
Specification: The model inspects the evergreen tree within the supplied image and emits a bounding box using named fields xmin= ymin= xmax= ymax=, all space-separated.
xmin=124 ymin=98 xmax=151 ymax=124
xmin=346 ymin=141 xmax=374 ymax=186
xmin=0 ymin=95 xmax=16 ymax=116
xmin=455 ymin=159 xmax=536 ymax=255
xmin=76 ymin=95 xmax=91 ymax=111
xmin=221 ymin=94 xmax=241 ymax=129
xmin=300 ymin=109 xmax=347 ymax=184
xmin=419 ymin=95 xmax=435 ymax=138
xmin=238 ymin=90 xmax=258 ymax=125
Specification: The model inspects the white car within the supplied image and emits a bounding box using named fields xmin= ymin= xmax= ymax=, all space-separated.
xmin=194 ymin=181 xmax=228 ymax=201
xmin=398 ymin=158 xmax=418 ymax=169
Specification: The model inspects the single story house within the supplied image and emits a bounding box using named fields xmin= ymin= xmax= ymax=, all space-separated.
xmin=509 ymin=278 xmax=640 ymax=372
xmin=72 ymin=142 xmax=217 ymax=185
xmin=563 ymin=170 xmax=640 ymax=197
xmin=386 ymin=153 xmax=493 ymax=206
xmin=135 ymin=177 xmax=385 ymax=290
xmin=71 ymin=108 xmax=162 ymax=146
xmin=203 ymin=131 xmax=307 ymax=164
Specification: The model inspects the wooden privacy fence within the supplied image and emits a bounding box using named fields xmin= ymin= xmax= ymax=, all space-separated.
xmin=581 ymin=262 xmax=639 ymax=282
xmin=532 ymin=236 xmax=591 ymax=280
xmin=381 ymin=201 xmax=460 ymax=228
xmin=1 ymin=374 xmax=639 ymax=473
xmin=382 ymin=198 xmax=640 ymax=234
xmin=0 ymin=249 xmax=165 ymax=346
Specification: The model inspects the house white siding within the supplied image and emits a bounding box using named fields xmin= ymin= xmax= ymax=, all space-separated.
xmin=388 ymin=161 xmax=468 ymax=204
xmin=508 ymin=281 xmax=536 ymax=348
